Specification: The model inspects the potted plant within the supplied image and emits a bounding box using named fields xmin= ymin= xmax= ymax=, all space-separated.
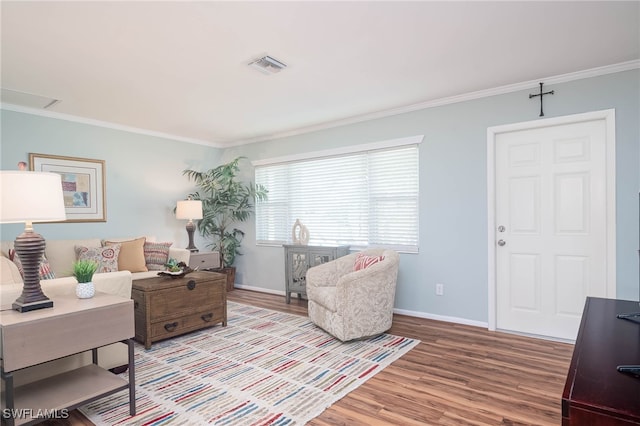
xmin=72 ymin=259 xmax=99 ymax=299
xmin=182 ymin=157 xmax=267 ymax=291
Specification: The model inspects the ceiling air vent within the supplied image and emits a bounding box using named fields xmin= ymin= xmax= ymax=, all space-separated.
xmin=1 ymin=88 xmax=61 ymax=109
xmin=248 ymin=55 xmax=287 ymax=75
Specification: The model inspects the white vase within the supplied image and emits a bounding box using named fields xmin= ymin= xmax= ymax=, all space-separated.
xmin=76 ymin=281 xmax=95 ymax=299
xmin=291 ymin=219 xmax=310 ymax=245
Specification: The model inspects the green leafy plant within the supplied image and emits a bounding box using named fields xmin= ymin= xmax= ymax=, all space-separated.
xmin=164 ymin=258 xmax=186 ymax=272
xmin=72 ymin=260 xmax=99 ymax=283
xmin=182 ymin=157 xmax=268 ymax=268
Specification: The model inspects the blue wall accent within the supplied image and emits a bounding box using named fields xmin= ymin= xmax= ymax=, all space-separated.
xmin=225 ymin=69 xmax=640 ymax=323
xmin=0 ymin=110 xmax=223 ymax=250
xmin=1 ymin=68 xmax=638 ymax=324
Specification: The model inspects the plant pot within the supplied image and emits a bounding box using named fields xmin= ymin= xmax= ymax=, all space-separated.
xmin=76 ymin=281 xmax=95 ymax=299
xmin=212 ymin=267 xmax=235 ymax=292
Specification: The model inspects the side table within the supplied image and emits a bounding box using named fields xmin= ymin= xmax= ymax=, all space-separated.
xmin=283 ymin=244 xmax=350 ymax=303
xmin=0 ymin=293 xmax=136 ymax=426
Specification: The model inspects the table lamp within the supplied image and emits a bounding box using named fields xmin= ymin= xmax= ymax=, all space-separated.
xmin=0 ymin=171 xmax=66 ymax=312
xmin=176 ymin=198 xmax=202 ymax=252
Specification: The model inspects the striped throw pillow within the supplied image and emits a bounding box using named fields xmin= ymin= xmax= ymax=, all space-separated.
xmin=144 ymin=241 xmax=173 ymax=271
xmin=8 ymin=249 xmax=56 ymax=280
xmin=353 ymin=252 xmax=385 ymax=271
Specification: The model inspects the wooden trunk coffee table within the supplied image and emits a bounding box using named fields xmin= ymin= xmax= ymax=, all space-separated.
xmin=131 ymin=271 xmax=227 ymax=349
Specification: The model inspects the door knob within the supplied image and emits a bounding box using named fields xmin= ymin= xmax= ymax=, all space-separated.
xmin=497 ymin=239 xmax=506 ymax=246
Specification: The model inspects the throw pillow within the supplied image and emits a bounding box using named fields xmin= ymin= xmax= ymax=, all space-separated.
xmin=353 ymin=252 xmax=385 ymax=271
xmin=103 ymin=237 xmax=148 ymax=273
xmin=143 ymin=241 xmax=173 ymax=271
xmin=75 ymin=244 xmax=121 ymax=274
xmin=1 ymin=256 xmax=23 ymax=284
xmin=8 ymin=249 xmax=56 ymax=280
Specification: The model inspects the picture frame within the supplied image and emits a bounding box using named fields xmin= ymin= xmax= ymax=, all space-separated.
xmin=29 ymin=153 xmax=106 ymax=222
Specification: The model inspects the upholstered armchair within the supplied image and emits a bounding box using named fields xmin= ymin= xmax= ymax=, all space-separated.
xmin=306 ymin=248 xmax=400 ymax=341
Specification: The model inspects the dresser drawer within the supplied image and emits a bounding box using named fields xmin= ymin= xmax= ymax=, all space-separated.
xmin=150 ymin=306 xmax=224 ymax=339
xmin=148 ymin=280 xmax=224 ymax=321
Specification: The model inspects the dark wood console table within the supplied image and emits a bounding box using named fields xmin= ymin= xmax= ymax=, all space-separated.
xmin=562 ymin=297 xmax=640 ymax=425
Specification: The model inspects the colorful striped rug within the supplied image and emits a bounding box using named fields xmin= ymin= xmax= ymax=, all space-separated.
xmin=80 ymin=302 xmax=420 ymax=425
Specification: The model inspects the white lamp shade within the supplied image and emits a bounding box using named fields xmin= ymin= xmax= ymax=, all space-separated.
xmin=176 ymin=199 xmax=203 ymax=220
xmin=0 ymin=171 xmax=66 ymax=223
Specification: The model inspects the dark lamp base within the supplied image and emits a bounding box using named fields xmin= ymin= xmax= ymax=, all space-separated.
xmin=13 ymin=228 xmax=54 ymax=313
xmin=185 ymin=221 xmax=199 ymax=253
xmin=13 ymin=299 xmax=54 ymax=313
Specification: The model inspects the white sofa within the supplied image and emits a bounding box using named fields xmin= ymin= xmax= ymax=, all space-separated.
xmin=0 ymin=237 xmax=191 ymax=282
xmin=0 ymin=236 xmax=191 ymax=386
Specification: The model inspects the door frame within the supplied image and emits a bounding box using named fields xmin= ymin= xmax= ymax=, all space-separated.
xmin=487 ymin=109 xmax=617 ymax=332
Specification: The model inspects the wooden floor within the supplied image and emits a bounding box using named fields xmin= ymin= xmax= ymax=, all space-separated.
xmin=55 ymin=289 xmax=574 ymax=426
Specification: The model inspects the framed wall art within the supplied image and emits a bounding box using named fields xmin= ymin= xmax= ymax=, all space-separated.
xmin=29 ymin=153 xmax=106 ymax=222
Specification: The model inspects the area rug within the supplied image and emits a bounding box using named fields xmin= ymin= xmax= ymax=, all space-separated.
xmin=80 ymin=302 xmax=420 ymax=425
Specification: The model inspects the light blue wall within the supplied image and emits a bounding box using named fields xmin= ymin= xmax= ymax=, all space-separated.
xmin=0 ymin=110 xmax=223 ymax=250
xmin=226 ymin=69 xmax=640 ymax=323
xmin=1 ymin=69 xmax=638 ymax=324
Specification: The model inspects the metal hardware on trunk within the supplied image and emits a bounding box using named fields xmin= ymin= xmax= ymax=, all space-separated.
xmin=201 ymin=313 xmax=213 ymax=322
xmin=164 ymin=322 xmax=178 ymax=332
xmin=187 ymin=280 xmax=196 ymax=290
xmin=498 ymin=239 xmax=506 ymax=246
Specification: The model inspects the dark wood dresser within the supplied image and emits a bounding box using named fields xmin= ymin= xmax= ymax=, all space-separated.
xmin=562 ymin=297 xmax=640 ymax=425
xmin=132 ymin=271 xmax=227 ymax=349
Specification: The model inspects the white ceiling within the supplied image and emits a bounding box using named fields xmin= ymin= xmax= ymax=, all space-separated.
xmin=1 ymin=1 xmax=639 ymax=147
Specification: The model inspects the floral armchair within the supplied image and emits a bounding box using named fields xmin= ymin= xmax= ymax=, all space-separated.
xmin=306 ymin=248 xmax=400 ymax=341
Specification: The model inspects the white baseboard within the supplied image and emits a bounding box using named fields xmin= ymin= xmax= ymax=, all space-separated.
xmin=392 ymin=308 xmax=488 ymax=329
xmin=233 ymin=284 xmax=488 ymax=329
xmin=496 ymin=328 xmax=575 ymax=344
xmin=233 ymin=284 xmax=286 ymax=297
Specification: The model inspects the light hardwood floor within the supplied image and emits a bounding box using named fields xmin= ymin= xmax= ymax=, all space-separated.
xmin=54 ymin=289 xmax=574 ymax=426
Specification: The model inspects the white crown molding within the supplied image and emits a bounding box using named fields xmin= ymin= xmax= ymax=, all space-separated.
xmin=229 ymin=59 xmax=640 ymax=147
xmin=0 ymin=103 xmax=223 ymax=148
xmin=251 ymin=135 xmax=423 ymax=167
xmin=2 ymin=60 xmax=637 ymax=148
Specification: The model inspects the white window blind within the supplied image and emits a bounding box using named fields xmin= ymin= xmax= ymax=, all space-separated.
xmin=255 ymin=142 xmax=419 ymax=252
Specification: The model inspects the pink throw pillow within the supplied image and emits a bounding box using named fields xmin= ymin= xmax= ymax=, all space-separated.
xmin=353 ymin=252 xmax=385 ymax=271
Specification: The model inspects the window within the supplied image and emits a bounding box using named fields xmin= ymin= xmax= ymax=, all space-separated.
xmin=254 ymin=136 xmax=421 ymax=252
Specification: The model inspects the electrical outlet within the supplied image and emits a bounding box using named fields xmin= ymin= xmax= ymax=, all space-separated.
xmin=436 ymin=283 xmax=444 ymax=296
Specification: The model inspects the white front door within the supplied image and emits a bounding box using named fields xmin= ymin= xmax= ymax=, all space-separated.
xmin=490 ymin=110 xmax=616 ymax=340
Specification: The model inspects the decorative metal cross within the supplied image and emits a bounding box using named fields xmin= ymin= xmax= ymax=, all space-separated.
xmin=529 ymin=82 xmax=554 ymax=117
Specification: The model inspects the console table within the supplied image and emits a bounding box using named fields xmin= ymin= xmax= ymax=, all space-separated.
xmin=562 ymin=297 xmax=640 ymax=425
xmin=283 ymin=244 xmax=349 ymax=303
xmin=0 ymin=293 xmax=136 ymax=426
